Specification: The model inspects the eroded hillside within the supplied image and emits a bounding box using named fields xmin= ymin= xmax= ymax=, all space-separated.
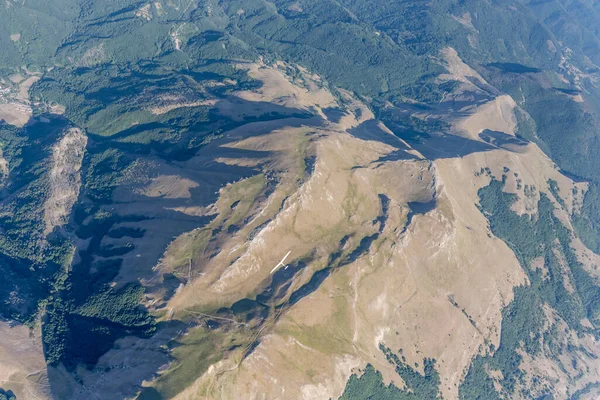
xmin=2 ymin=1 xmax=600 ymax=399
xmin=125 ymin=60 xmax=600 ymax=400
xmin=0 ymin=55 xmax=599 ymax=400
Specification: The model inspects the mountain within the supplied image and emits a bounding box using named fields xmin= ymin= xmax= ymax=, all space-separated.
xmin=1 ymin=1 xmax=600 ymax=399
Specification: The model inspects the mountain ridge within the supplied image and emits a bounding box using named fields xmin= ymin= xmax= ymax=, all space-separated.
xmin=1 ymin=1 xmax=600 ymax=399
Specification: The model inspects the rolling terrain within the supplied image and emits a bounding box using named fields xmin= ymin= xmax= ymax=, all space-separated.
xmin=1 ymin=1 xmax=600 ymax=399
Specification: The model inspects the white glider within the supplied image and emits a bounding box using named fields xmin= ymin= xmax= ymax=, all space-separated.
xmin=270 ymin=251 xmax=292 ymax=274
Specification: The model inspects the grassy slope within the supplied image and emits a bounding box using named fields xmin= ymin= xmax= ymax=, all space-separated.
xmin=1 ymin=0 xmax=600 ymax=397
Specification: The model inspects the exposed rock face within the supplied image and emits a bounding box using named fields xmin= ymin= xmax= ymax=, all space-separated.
xmin=0 ymin=147 xmax=7 ymax=182
xmin=44 ymin=128 xmax=87 ymax=235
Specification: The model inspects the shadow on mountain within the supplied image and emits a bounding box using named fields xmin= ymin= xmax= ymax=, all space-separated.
xmin=488 ymin=62 xmax=541 ymax=74
xmin=257 ymin=260 xmax=309 ymax=304
xmin=406 ymin=199 xmax=437 ymax=228
xmin=91 ymin=97 xmax=317 ymax=162
xmin=323 ymin=107 xmax=347 ymax=123
xmin=392 ymin=128 xmax=530 ymax=160
xmin=401 ymin=131 xmax=495 ymax=160
xmin=46 ymin=321 xmax=186 ymax=400
xmin=349 ymin=119 xmax=419 ymax=161
xmin=286 ymin=267 xmax=332 ymax=307
xmin=553 ymin=87 xmax=581 ymax=95
xmin=478 ymin=129 xmax=528 ymax=152
xmin=41 ymin=102 xmax=328 ymax=396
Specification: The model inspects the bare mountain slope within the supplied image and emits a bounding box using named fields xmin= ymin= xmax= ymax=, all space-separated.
xmin=2 ymin=1 xmax=600 ymax=395
xmin=104 ymin=61 xmax=600 ymax=399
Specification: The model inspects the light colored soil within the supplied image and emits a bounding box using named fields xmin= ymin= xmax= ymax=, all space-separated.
xmin=44 ymin=128 xmax=87 ymax=235
xmin=71 ymin=59 xmax=600 ymax=400
xmin=452 ymin=13 xmax=477 ymax=32
xmin=439 ymin=47 xmax=486 ymax=87
xmin=8 ymin=73 xmax=24 ymax=83
xmin=135 ymin=4 xmax=152 ymax=20
xmin=155 ymin=65 xmax=532 ymax=399
xmin=0 ymin=148 xmax=7 ymax=177
xmin=149 ymin=100 xmax=216 ymax=115
xmin=16 ymin=76 xmax=39 ymax=102
xmin=571 ymin=93 xmax=584 ymax=103
xmin=0 ymin=103 xmax=32 ymax=127
xmin=169 ymin=138 xmax=531 ymax=400
xmin=572 ymin=237 xmax=600 ymax=280
xmin=457 ymin=95 xmax=518 ymax=138
xmin=234 ymin=61 xmax=337 ymax=113
xmin=0 ymin=74 xmax=40 ymax=127
xmin=0 ymin=322 xmax=50 ymax=400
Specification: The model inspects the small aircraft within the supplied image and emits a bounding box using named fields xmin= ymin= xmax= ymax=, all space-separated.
xmin=270 ymin=250 xmax=292 ymax=274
